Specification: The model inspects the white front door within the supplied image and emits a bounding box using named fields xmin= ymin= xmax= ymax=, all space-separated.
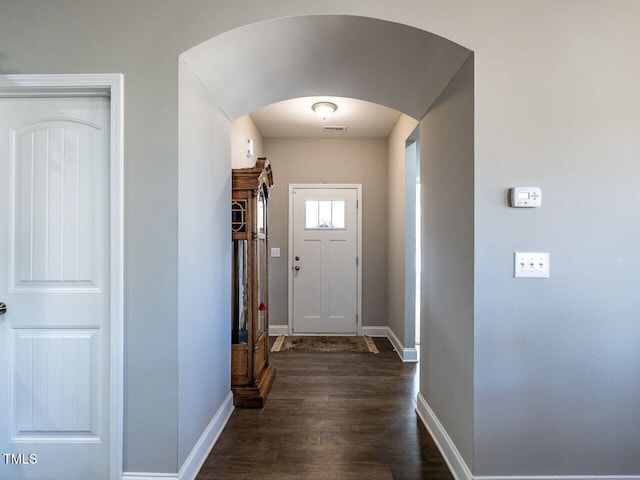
xmin=0 ymin=96 xmax=110 ymax=479
xmin=291 ymin=186 xmax=359 ymax=334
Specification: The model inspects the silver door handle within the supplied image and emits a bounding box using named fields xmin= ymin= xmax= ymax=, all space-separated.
xmin=294 ymin=266 xmax=300 ymax=271
xmin=0 ymin=303 xmax=6 ymax=315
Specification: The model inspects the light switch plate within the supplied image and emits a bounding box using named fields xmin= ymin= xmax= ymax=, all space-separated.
xmin=514 ymin=252 xmax=549 ymax=278
xmin=270 ymin=247 xmax=281 ymax=258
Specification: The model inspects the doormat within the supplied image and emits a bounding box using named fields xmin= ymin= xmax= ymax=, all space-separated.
xmin=271 ymin=335 xmax=379 ymax=354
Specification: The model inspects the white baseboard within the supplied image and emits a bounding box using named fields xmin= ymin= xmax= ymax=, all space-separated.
xmin=177 ymin=392 xmax=234 ymax=479
xmin=361 ymin=326 xmax=388 ymax=337
xmin=122 ymin=392 xmax=234 ymax=480
xmin=476 ymin=477 xmax=640 ymax=480
xmin=272 ymin=326 xmax=401 ymax=346
xmin=122 ymin=473 xmax=177 ymax=479
xmin=415 ymin=393 xmax=473 ymax=480
xmin=416 ymin=393 xmax=640 ymax=480
xmin=403 ymin=347 xmax=418 ymax=362
xmin=273 ymin=325 xmax=397 ymax=341
xmin=386 ymin=327 xmax=418 ymax=363
xmin=269 ymin=324 xmax=288 ymax=336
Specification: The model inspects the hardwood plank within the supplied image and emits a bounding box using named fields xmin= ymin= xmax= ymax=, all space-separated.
xmin=196 ymin=338 xmax=453 ymax=480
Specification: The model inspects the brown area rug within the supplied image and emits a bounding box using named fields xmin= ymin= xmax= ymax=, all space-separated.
xmin=271 ymin=335 xmax=379 ymax=354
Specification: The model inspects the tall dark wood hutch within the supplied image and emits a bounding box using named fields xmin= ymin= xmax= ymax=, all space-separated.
xmin=230 ymin=157 xmax=275 ymax=407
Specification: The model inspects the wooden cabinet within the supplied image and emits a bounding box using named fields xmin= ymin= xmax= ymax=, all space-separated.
xmin=230 ymin=157 xmax=275 ymax=407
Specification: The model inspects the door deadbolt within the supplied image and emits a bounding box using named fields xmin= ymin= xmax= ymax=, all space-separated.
xmin=0 ymin=302 xmax=7 ymax=315
xmin=295 ymin=256 xmax=300 ymax=261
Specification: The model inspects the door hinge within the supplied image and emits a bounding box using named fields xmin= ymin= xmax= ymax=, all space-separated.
xmin=356 ymin=256 xmax=359 ymax=266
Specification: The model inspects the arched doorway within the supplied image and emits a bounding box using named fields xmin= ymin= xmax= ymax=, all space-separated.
xmin=176 ymin=14 xmax=475 ymax=475
xmin=181 ymin=15 xmax=471 ymax=121
xmin=178 ymin=13 xmax=472 ymax=348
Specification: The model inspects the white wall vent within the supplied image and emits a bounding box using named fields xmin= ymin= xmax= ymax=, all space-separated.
xmin=323 ymin=126 xmax=347 ymax=132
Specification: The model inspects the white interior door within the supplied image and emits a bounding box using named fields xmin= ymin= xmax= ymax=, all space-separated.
xmin=0 ymin=96 xmax=110 ymax=479
xmin=291 ymin=186 xmax=359 ymax=335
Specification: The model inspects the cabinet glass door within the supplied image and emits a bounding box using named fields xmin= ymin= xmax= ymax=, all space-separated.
xmin=257 ymin=238 xmax=266 ymax=333
xmin=257 ymin=188 xmax=267 ymax=334
xmin=232 ymin=240 xmax=248 ymax=344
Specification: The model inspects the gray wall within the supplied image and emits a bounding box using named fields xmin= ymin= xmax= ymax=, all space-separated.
xmin=2 ymin=1 xmax=640 ymax=477
xmin=264 ymin=138 xmax=388 ymax=329
xmin=420 ymin=55 xmax=475 ymax=467
xmin=177 ymin=61 xmax=231 ymax=467
xmin=0 ymin=2 xmax=186 ymax=473
xmin=231 ymin=114 xmax=264 ymax=169
xmin=387 ymin=115 xmax=419 ymax=348
xmin=471 ymin=10 xmax=640 ymax=478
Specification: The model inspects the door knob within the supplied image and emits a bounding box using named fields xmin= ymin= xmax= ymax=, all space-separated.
xmin=0 ymin=302 xmax=6 ymax=315
xmin=294 ymin=266 xmax=300 ymax=271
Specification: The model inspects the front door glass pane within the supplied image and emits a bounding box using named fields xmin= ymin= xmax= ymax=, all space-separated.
xmin=305 ymin=200 xmax=345 ymax=229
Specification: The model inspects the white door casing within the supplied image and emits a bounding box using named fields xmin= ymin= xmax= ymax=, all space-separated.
xmin=288 ymin=185 xmax=362 ymax=335
xmin=0 ymin=75 xmax=123 ymax=480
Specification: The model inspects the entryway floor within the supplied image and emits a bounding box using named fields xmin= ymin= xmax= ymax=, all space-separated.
xmin=196 ymin=338 xmax=453 ymax=479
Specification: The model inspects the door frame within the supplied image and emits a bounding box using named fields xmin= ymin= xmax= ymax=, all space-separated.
xmin=288 ymin=184 xmax=362 ymax=336
xmin=0 ymin=74 xmax=124 ymax=480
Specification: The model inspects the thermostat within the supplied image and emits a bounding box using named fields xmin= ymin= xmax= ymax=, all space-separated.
xmin=246 ymin=138 xmax=254 ymax=158
xmin=510 ymin=187 xmax=541 ymax=207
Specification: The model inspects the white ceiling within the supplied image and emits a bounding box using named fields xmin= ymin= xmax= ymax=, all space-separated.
xmin=249 ymin=96 xmax=404 ymax=139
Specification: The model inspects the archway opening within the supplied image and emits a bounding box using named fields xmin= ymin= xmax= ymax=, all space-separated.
xmin=181 ymin=15 xmax=472 ymax=121
xmin=179 ymin=12 xmax=472 ymax=346
xmin=177 ymin=13 xmax=475 ymax=468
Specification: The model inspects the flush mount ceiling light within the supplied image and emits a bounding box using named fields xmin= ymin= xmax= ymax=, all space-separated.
xmin=312 ymin=101 xmax=338 ymax=120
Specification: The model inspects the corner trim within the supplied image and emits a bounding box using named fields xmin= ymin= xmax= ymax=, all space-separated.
xmin=386 ymin=327 xmax=418 ymax=363
xmin=122 ymin=392 xmax=234 ymax=480
xmin=415 ymin=393 xmax=473 ymax=480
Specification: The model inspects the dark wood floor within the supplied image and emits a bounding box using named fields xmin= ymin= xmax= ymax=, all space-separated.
xmin=196 ymin=338 xmax=453 ymax=480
